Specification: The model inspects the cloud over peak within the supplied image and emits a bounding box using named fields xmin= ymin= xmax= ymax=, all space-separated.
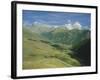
xmin=65 ymin=21 xmax=82 ymax=30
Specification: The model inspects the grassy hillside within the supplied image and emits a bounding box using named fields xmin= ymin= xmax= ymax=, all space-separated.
xmin=23 ymin=27 xmax=80 ymax=69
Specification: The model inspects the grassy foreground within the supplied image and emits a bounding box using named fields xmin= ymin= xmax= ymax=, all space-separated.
xmin=23 ymin=27 xmax=80 ymax=69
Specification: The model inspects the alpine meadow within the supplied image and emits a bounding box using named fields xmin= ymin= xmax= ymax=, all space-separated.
xmin=22 ymin=10 xmax=91 ymax=69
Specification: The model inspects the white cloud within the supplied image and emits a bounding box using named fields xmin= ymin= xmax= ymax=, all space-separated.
xmin=73 ymin=21 xmax=82 ymax=30
xmin=65 ymin=20 xmax=73 ymax=30
xmin=32 ymin=20 xmax=87 ymax=30
xmin=33 ymin=21 xmax=41 ymax=25
xmin=54 ymin=25 xmax=59 ymax=28
xmin=64 ymin=21 xmax=82 ymax=30
xmin=65 ymin=23 xmax=73 ymax=30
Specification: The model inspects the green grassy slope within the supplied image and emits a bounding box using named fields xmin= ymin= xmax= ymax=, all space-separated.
xmin=23 ymin=27 xmax=80 ymax=69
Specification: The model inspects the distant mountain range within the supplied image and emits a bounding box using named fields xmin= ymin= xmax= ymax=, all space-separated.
xmin=24 ymin=21 xmax=90 ymax=30
xmin=23 ymin=22 xmax=90 ymax=46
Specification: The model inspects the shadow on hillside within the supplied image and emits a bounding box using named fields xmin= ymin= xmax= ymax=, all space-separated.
xmin=73 ymin=39 xmax=91 ymax=66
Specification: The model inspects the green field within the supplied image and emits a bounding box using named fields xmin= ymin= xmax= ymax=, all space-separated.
xmin=23 ymin=25 xmax=90 ymax=69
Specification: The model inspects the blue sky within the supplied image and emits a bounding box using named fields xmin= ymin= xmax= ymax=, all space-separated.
xmin=23 ymin=10 xmax=91 ymax=28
